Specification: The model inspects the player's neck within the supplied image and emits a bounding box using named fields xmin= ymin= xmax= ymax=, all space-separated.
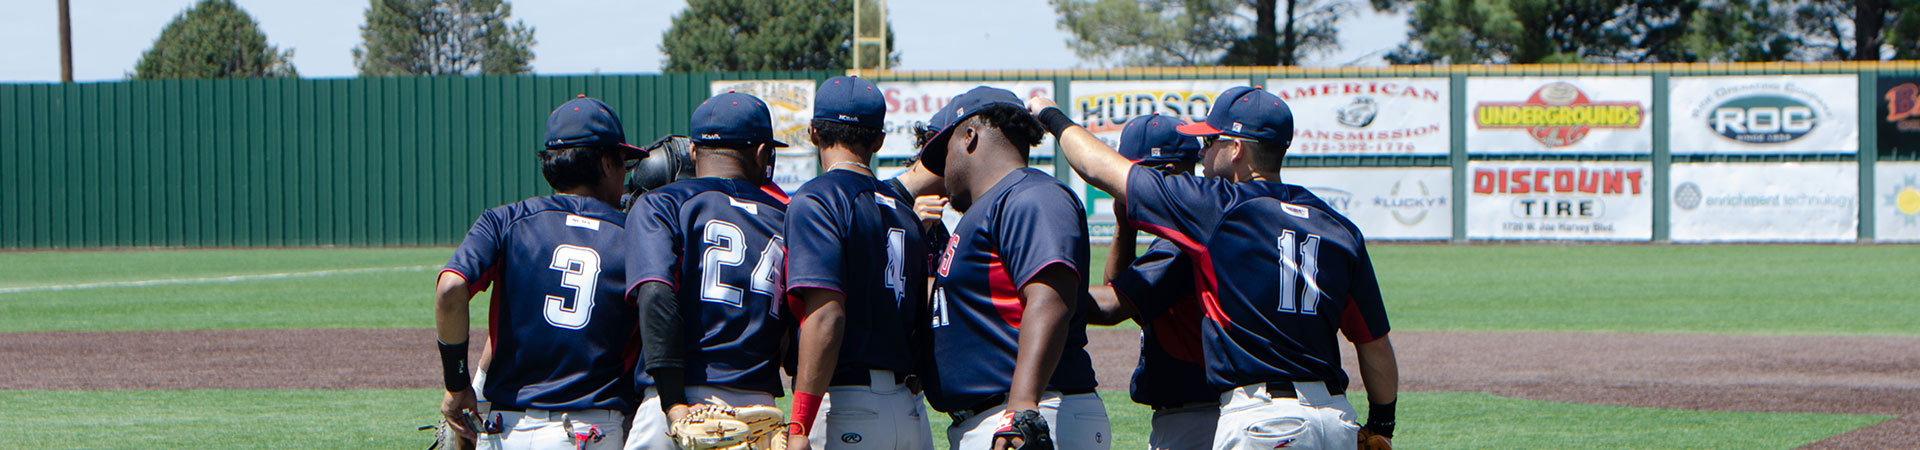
xmin=693 ymin=154 xmax=759 ymax=183
xmin=817 ymin=145 xmax=875 ymax=177
xmin=964 ymin=154 xmax=1025 ymax=202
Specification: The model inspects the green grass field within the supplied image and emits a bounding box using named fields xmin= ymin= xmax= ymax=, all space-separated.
xmin=0 ymin=244 xmax=1909 ymax=448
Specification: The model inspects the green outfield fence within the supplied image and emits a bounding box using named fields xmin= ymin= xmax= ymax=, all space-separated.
xmin=4 ymin=63 xmax=1919 ymax=249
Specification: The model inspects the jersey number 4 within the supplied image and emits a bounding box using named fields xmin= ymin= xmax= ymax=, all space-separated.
xmin=1277 ymin=230 xmax=1325 ymax=315
xmin=544 ymin=245 xmax=602 ymax=330
xmin=700 ymin=220 xmax=785 ymax=307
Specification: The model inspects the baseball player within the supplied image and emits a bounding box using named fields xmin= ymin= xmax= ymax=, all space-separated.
xmin=624 ymin=91 xmax=793 ymax=450
xmin=1031 ymin=87 xmax=1401 ymax=450
xmin=919 ymin=86 xmax=1110 ymax=450
xmin=785 ymin=76 xmax=934 ymax=450
xmin=1080 ymin=114 xmax=1218 ymax=450
xmin=435 ymin=95 xmax=643 ymax=450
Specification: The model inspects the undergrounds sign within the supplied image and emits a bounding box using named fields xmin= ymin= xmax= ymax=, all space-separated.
xmin=1265 ymin=78 xmax=1450 ymax=156
xmin=1467 ymin=77 xmax=1652 ymax=155
xmin=1669 ymin=75 xmax=1859 ymax=155
xmin=1670 ymin=163 xmax=1858 ymax=242
xmin=1467 ymin=161 xmax=1653 ymax=241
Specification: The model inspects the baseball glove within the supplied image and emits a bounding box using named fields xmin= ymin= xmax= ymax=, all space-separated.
xmin=670 ymin=396 xmax=788 ymax=450
xmin=1358 ymin=427 xmax=1392 ymax=450
xmin=992 ymin=409 xmax=1054 ymax=450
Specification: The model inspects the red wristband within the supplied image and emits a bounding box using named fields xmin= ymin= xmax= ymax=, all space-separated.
xmin=789 ymin=391 xmax=823 ymax=436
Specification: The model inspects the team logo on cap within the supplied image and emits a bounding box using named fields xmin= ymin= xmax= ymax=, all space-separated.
xmin=1231 ymin=122 xmax=1244 ymax=132
xmin=700 ymin=133 xmax=721 ymax=139
xmin=838 ymin=114 xmax=858 ymax=121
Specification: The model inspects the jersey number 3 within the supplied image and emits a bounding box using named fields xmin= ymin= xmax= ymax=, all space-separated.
xmin=700 ymin=220 xmax=785 ymax=307
xmin=544 ymin=245 xmax=602 ymax=330
xmin=1277 ymin=230 xmax=1324 ymax=314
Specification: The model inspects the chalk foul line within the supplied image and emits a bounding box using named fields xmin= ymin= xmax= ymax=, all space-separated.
xmin=0 ymin=265 xmax=435 ymax=295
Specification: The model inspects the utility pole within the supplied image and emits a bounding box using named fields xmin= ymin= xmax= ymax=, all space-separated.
xmin=58 ymin=0 xmax=73 ymax=82
xmin=852 ymin=0 xmax=887 ymax=72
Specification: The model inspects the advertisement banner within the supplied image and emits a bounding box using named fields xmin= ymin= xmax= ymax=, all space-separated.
xmin=1669 ymin=163 xmax=1858 ymax=242
xmin=711 ymin=80 xmax=817 ymax=192
xmin=1669 ymin=75 xmax=1859 ymax=155
xmin=1282 ymin=167 xmax=1453 ymax=240
xmin=1466 ymin=161 xmax=1653 ymax=241
xmin=1874 ymin=162 xmax=1920 ymax=242
xmin=1878 ymin=76 xmax=1920 ymax=156
xmin=1068 ymin=79 xmax=1247 ymax=153
xmin=877 ymin=81 xmax=1056 ymax=159
xmin=1466 ymin=77 xmax=1653 ymax=155
xmin=1267 ymin=78 xmax=1450 ymax=156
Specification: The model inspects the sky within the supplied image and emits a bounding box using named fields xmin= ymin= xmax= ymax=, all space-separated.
xmin=0 ymin=0 xmax=1408 ymax=83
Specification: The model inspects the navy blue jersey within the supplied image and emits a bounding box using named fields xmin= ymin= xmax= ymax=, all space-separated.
xmin=1125 ymin=165 xmax=1391 ymax=391
xmin=626 ymin=178 xmax=790 ymax=396
xmin=885 ymin=177 xmax=950 ymax=276
xmin=443 ymin=195 xmax=638 ymax=412
xmin=1108 ymin=239 xmax=1215 ymax=407
xmin=925 ymin=168 xmax=1099 ymax=412
xmin=784 ymin=169 xmax=928 ymax=384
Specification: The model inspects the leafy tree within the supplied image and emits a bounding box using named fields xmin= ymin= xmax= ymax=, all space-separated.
xmin=133 ymin=0 xmax=296 ymax=79
xmin=353 ymin=0 xmax=536 ymax=76
xmin=661 ymin=0 xmax=899 ymax=71
xmin=1050 ymin=0 xmax=1351 ymax=67
xmin=1378 ymin=0 xmax=1702 ymax=64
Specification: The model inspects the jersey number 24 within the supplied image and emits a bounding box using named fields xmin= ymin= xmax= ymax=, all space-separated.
xmin=700 ymin=220 xmax=785 ymax=307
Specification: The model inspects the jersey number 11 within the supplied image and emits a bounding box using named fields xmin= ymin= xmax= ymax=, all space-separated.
xmin=1277 ymin=230 xmax=1324 ymax=315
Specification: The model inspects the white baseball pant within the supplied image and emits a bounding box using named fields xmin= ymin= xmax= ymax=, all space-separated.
xmin=1211 ymin=381 xmax=1356 ymax=450
xmin=624 ymin=385 xmax=778 ymax=450
xmin=804 ymin=370 xmax=934 ymax=450
xmin=946 ymin=391 xmax=1112 ymax=450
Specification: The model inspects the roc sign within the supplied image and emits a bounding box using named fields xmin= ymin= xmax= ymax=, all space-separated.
xmin=1466 ymin=77 xmax=1653 ymax=155
xmin=1669 ymin=75 xmax=1859 ymax=155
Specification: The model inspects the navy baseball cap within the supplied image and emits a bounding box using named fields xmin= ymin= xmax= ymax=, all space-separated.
xmin=1176 ymin=86 xmax=1294 ymax=147
xmin=545 ymin=95 xmax=644 ymax=158
xmin=1118 ymin=113 xmax=1203 ymax=164
xmin=813 ymin=76 xmax=885 ymax=129
xmin=919 ymin=86 xmax=1027 ymax=176
xmin=690 ymin=91 xmax=790 ymax=148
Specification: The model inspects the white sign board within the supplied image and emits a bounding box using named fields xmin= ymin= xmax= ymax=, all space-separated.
xmin=1267 ymin=78 xmax=1451 ymax=156
xmin=1466 ymin=161 xmax=1653 ymax=241
xmin=711 ymin=80 xmax=817 ymax=192
xmin=1876 ymin=162 xmax=1920 ymax=242
xmin=1466 ymin=77 xmax=1653 ymax=155
xmin=1283 ymin=167 xmax=1453 ymax=240
xmin=1669 ymin=163 xmax=1859 ymax=242
xmin=877 ymin=81 xmax=1056 ymax=159
xmin=1068 ymin=79 xmax=1247 ymax=151
xmin=1669 ymin=75 xmax=1859 ymax=155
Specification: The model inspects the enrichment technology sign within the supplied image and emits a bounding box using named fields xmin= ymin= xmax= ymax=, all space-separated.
xmin=1466 ymin=77 xmax=1652 ymax=155
xmin=711 ymin=80 xmax=817 ymax=193
xmin=1266 ymin=78 xmax=1450 ymax=156
xmin=1282 ymin=167 xmax=1453 ymax=240
xmin=1466 ymin=161 xmax=1653 ymax=241
xmin=1669 ymin=75 xmax=1859 ymax=155
xmin=876 ymin=81 xmax=1057 ymax=159
xmin=1068 ymin=79 xmax=1247 ymax=151
xmin=1669 ymin=163 xmax=1859 ymax=242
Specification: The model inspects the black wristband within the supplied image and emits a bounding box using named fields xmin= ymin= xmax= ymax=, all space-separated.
xmin=437 ymin=340 xmax=471 ymax=393
xmin=650 ymin=367 xmax=688 ymax=414
xmin=1366 ymin=400 xmax=1396 ymax=438
xmin=1037 ymin=107 xmax=1077 ymax=136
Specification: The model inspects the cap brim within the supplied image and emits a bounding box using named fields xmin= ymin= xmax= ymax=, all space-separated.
xmin=1176 ymin=122 xmax=1224 ymax=136
xmin=769 ymin=139 xmax=790 ymax=148
xmin=619 ymin=142 xmax=648 ymax=159
xmin=919 ymin=126 xmax=956 ymax=176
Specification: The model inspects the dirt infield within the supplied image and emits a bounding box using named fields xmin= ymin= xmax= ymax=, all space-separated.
xmin=2 ymin=328 xmax=1914 ymax=447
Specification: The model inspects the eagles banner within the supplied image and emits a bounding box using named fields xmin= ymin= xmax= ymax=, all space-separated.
xmin=1668 ymin=75 xmax=1859 ymax=155
xmin=1465 ymin=77 xmax=1653 ymax=155
xmin=711 ymin=80 xmax=817 ymax=192
xmin=1266 ymin=78 xmax=1451 ymax=156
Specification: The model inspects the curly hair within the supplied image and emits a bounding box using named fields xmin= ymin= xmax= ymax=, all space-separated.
xmin=971 ymin=103 xmax=1047 ymax=150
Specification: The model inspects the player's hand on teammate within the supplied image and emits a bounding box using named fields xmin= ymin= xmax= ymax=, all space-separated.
xmin=1024 ymin=96 xmax=1059 ymax=115
xmin=439 ymin=389 xmax=479 ymax=439
xmin=912 ymin=195 xmax=947 ymax=229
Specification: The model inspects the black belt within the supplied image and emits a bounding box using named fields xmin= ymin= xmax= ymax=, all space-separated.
xmin=1262 ymin=380 xmax=1343 ymax=398
xmin=827 ymin=370 xmax=913 ymax=387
